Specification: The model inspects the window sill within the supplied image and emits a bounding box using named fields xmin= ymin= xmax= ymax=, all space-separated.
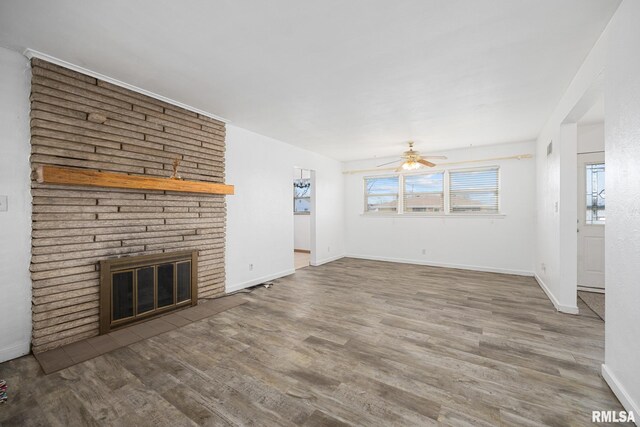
xmin=360 ymin=213 xmax=506 ymax=219
xmin=294 ymin=212 xmax=311 ymax=216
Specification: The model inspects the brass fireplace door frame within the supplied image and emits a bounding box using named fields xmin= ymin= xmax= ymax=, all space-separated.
xmin=99 ymin=250 xmax=198 ymax=334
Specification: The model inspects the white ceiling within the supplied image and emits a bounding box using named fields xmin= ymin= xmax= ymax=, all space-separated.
xmin=0 ymin=0 xmax=620 ymax=160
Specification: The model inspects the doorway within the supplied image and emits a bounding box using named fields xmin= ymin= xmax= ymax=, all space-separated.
xmin=577 ymin=152 xmax=605 ymax=292
xmin=293 ymin=168 xmax=312 ymax=269
xmin=575 ymin=115 xmax=605 ymax=320
xmin=576 ymin=150 xmax=605 ymax=320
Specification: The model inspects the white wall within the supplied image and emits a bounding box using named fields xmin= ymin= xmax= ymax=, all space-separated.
xmin=603 ymin=0 xmax=640 ymax=417
xmin=343 ymin=140 xmax=536 ymax=275
xmin=225 ymin=125 xmax=344 ymax=292
xmin=294 ymin=214 xmax=310 ymax=251
xmin=558 ymin=124 xmax=578 ymax=310
xmin=534 ymin=19 xmax=610 ymax=313
xmin=533 ymin=0 xmax=639 ymax=415
xmin=578 ymin=122 xmax=605 ymax=153
xmin=0 ymin=47 xmax=32 ymax=363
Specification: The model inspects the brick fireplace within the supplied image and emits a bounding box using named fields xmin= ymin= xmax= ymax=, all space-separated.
xmin=29 ymin=59 xmax=228 ymax=353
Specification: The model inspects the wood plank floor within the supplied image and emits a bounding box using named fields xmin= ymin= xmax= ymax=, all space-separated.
xmin=0 ymin=258 xmax=628 ymax=426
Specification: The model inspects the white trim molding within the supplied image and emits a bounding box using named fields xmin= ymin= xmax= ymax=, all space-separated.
xmin=311 ymin=254 xmax=345 ymax=267
xmin=225 ymin=269 xmax=295 ymax=294
xmin=602 ymin=364 xmax=640 ymax=424
xmin=23 ymin=49 xmax=229 ymax=123
xmin=534 ymin=274 xmax=579 ymax=314
xmin=577 ymin=285 xmax=605 ymax=294
xmin=360 ymin=213 xmax=506 ymax=219
xmin=347 ymin=254 xmax=534 ymax=277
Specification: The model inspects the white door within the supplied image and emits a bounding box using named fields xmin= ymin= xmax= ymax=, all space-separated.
xmin=577 ymin=152 xmax=605 ymax=291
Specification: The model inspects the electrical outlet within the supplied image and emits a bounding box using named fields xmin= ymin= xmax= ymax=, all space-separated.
xmin=554 ymin=201 xmax=558 ymax=213
xmin=249 ymin=263 xmax=253 ymax=271
xmin=327 ymin=246 xmax=330 ymax=253
xmin=421 ymin=249 xmax=426 ymax=255
xmin=0 ymin=195 xmax=7 ymax=212
xmin=541 ymin=263 xmax=546 ymax=273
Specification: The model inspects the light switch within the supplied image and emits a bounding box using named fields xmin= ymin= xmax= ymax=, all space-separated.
xmin=0 ymin=195 xmax=7 ymax=212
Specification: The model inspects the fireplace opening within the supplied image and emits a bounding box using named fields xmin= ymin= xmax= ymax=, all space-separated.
xmin=100 ymin=251 xmax=198 ymax=334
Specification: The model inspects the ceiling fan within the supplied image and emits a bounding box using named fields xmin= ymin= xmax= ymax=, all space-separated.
xmin=377 ymin=142 xmax=447 ymax=171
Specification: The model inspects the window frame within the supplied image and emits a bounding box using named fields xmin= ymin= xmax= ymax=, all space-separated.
xmin=584 ymin=162 xmax=605 ymax=225
xmin=448 ymin=166 xmax=501 ymax=214
xmin=402 ymin=170 xmax=446 ymax=215
xmin=362 ymin=166 xmax=502 ymax=217
xmin=363 ymin=174 xmax=401 ymax=214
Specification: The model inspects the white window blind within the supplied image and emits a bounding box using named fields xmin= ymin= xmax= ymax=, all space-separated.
xmin=365 ymin=176 xmax=399 ymax=212
xmin=403 ymin=172 xmax=444 ymax=213
xmin=449 ymin=167 xmax=499 ymax=213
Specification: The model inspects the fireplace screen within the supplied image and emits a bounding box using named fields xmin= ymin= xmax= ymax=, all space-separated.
xmin=100 ymin=251 xmax=197 ymax=334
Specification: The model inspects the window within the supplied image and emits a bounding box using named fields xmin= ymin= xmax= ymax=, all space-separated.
xmin=585 ymin=163 xmax=605 ymax=224
xmin=449 ymin=167 xmax=499 ymax=213
xmin=404 ymin=172 xmax=444 ymax=213
xmin=294 ymin=178 xmax=311 ymax=214
xmin=364 ymin=166 xmax=501 ymax=216
xmin=365 ymin=176 xmax=399 ymax=212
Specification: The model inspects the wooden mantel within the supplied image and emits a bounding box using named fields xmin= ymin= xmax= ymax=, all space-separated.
xmin=36 ymin=165 xmax=235 ymax=195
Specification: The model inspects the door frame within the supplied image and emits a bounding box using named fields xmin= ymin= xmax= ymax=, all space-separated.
xmin=577 ymin=151 xmax=605 ymax=292
xmin=292 ymin=167 xmax=316 ymax=268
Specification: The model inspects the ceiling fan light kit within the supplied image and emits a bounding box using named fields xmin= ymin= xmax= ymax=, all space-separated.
xmin=401 ymin=160 xmax=420 ymax=171
xmin=381 ymin=141 xmax=447 ymax=172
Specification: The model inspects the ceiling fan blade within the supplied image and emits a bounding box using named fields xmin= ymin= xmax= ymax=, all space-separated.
xmin=422 ymin=155 xmax=447 ymax=159
xmin=395 ymin=165 xmax=405 ymax=172
xmin=417 ymin=159 xmax=436 ymax=167
xmin=376 ymin=158 xmax=402 ymax=167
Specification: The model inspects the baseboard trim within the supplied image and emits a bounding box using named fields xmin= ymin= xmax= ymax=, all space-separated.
xmin=0 ymin=341 xmax=30 ymax=364
xmin=225 ymin=269 xmax=295 ymax=294
xmin=534 ymin=274 xmax=579 ymax=314
xmin=578 ymin=285 xmax=605 ymax=294
xmin=311 ymin=254 xmax=345 ymax=267
xmin=602 ymin=364 xmax=640 ymax=424
xmin=345 ymin=254 xmax=534 ymax=277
